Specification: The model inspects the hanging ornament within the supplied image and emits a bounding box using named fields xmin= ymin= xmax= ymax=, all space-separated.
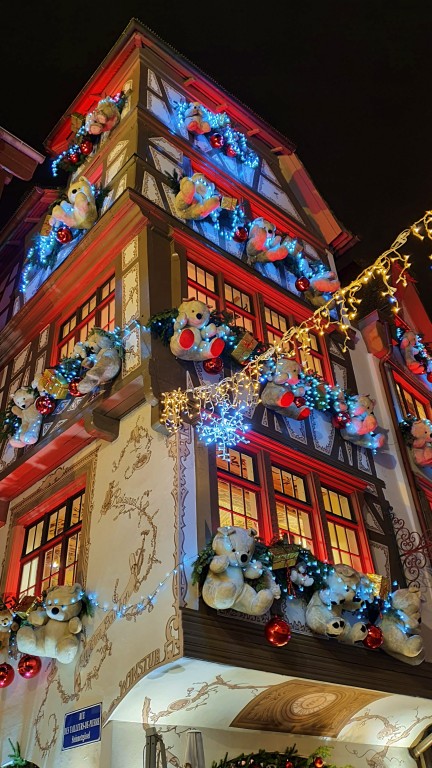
xmin=68 ymin=376 xmax=85 ymax=397
xmin=264 ymin=616 xmax=291 ymax=647
xmin=225 ymin=144 xmax=237 ymax=158
xmin=233 ymin=225 xmax=249 ymax=243
xmin=56 ymin=226 xmax=73 ymax=244
xmin=362 ymin=624 xmax=384 ymax=650
xmin=203 ymin=358 xmax=224 ymax=375
xmin=313 ymin=758 xmax=325 ymax=768
xmin=79 ymin=139 xmax=93 ymax=156
xmin=427 ymin=371 xmax=432 ymax=383
xmin=285 ymin=762 xmax=294 ymax=768
xmin=35 ymin=395 xmax=56 ymax=415
xmin=295 ymin=276 xmax=310 ymax=292
xmin=17 ymin=654 xmax=42 ymax=679
xmin=69 ymin=151 xmax=80 ymax=164
xmin=294 ymin=395 xmax=306 ymax=407
xmin=0 ymin=662 xmax=14 ymax=688
xmin=332 ymin=411 xmax=351 ymax=429
xmin=210 ymin=132 xmax=224 ymax=149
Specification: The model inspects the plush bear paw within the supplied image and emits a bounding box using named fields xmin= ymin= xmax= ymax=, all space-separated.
xmin=326 ymin=618 xmax=346 ymax=637
xmin=178 ymin=328 xmax=196 ymax=350
xmin=278 ymin=391 xmax=294 ymax=407
xmin=209 ymin=337 xmax=225 ymax=358
xmin=56 ymin=635 xmax=80 ymax=665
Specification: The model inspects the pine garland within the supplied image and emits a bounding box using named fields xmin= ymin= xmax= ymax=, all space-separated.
xmin=211 ymin=744 xmax=351 ymax=768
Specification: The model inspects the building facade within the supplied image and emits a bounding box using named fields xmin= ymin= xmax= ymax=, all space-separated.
xmin=0 ymin=18 xmax=431 ymax=768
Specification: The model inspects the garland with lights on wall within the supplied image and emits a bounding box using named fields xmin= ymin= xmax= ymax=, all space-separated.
xmin=158 ymin=208 xmax=426 ymax=457
xmin=211 ymin=744 xmax=350 ymax=768
xmin=51 ymin=90 xmax=130 ymax=177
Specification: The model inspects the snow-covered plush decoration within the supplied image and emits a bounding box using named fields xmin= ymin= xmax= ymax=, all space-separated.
xmin=17 ymin=583 xmax=83 ymax=664
xmin=174 ymin=173 xmax=221 ymax=220
xmin=183 ymin=102 xmax=212 ymax=134
xmin=202 ymin=526 xmax=281 ymax=615
xmin=246 ymin=218 xmax=298 ymax=264
xmin=340 ymin=394 xmax=385 ymax=451
xmin=406 ymin=418 xmax=432 ymax=467
xmin=76 ymin=328 xmax=122 ymax=394
xmin=260 ymin=357 xmax=310 ymax=420
xmin=305 ymin=563 xmax=368 ymax=645
xmin=170 ymin=299 xmax=230 ymax=362
xmin=290 ymin=561 xmax=314 ymax=588
xmin=84 ymin=96 xmax=121 ymax=135
xmin=377 ymin=585 xmax=424 ymax=664
xmin=399 ymin=329 xmax=427 ymax=374
xmin=49 ymin=176 xmax=97 ymax=231
xmin=8 ymin=388 xmax=42 ymax=449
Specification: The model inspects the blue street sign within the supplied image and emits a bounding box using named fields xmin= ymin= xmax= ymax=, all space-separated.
xmin=62 ymin=703 xmax=102 ymax=750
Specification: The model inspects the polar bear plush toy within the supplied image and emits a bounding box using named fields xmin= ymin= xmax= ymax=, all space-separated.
xmin=202 ymin=526 xmax=280 ymax=615
xmin=174 ymin=173 xmax=221 ymax=220
xmin=246 ymin=218 xmax=297 ymax=264
xmin=170 ymin=299 xmax=230 ymax=362
xmin=183 ymin=102 xmax=211 ymax=134
xmin=340 ymin=394 xmax=385 ymax=451
xmin=377 ymin=585 xmax=424 ymax=664
xmin=399 ymin=330 xmax=426 ymax=375
xmin=408 ymin=419 xmax=432 ymax=467
xmin=76 ymin=329 xmax=122 ymax=394
xmin=305 ymin=563 xmax=367 ymax=644
xmin=49 ymin=176 xmax=97 ymax=231
xmin=17 ymin=583 xmax=83 ymax=664
xmin=85 ymin=96 xmax=121 ymax=135
xmin=309 ymin=270 xmax=340 ymax=294
xmin=8 ymin=388 xmax=43 ymax=449
xmin=260 ymin=357 xmax=311 ymax=421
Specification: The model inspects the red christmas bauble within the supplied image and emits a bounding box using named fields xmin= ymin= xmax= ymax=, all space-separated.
xmin=225 ymin=144 xmax=237 ymax=158
xmin=69 ymin=151 xmax=80 ymax=164
xmin=285 ymin=762 xmax=294 ymax=768
xmin=68 ymin=377 xmax=85 ymax=397
xmin=264 ymin=616 xmax=291 ymax=647
xmin=294 ymin=396 xmax=306 ymax=407
xmin=35 ymin=395 xmax=56 ymax=415
xmin=17 ymin=654 xmax=42 ymax=679
xmin=80 ymin=139 xmax=93 ymax=156
xmin=332 ymin=411 xmax=351 ymax=429
xmin=295 ymin=276 xmax=310 ymax=292
xmin=233 ymin=225 xmax=249 ymax=243
xmin=56 ymin=226 xmax=73 ymax=244
xmin=0 ymin=662 xmax=14 ymax=688
xmin=314 ymin=758 xmax=324 ymax=768
xmin=362 ymin=624 xmax=384 ymax=650
xmin=210 ymin=132 xmax=224 ymax=149
xmin=203 ymin=358 xmax=224 ymax=375
xmin=427 ymin=371 xmax=432 ymax=383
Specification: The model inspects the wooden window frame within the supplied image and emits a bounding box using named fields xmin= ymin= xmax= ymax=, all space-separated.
xmin=55 ymin=274 xmax=116 ymax=363
xmin=393 ymin=371 xmax=432 ymax=421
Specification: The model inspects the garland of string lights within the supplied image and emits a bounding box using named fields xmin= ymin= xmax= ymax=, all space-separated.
xmin=160 ymin=211 xmax=431 ymax=454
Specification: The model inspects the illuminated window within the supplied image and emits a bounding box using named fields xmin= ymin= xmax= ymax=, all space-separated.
xmin=395 ymin=380 xmax=429 ymax=421
xmin=264 ymin=305 xmax=327 ymax=378
xmin=187 ymin=259 xmax=256 ymax=333
xmin=272 ymin=465 xmax=315 ymax=551
xmin=321 ymin=485 xmax=362 ymax=570
xmin=264 ymin=306 xmax=288 ymax=346
xmin=19 ymin=490 xmax=84 ymax=598
xmin=58 ymin=275 xmax=115 ymax=361
xmin=298 ymin=333 xmax=325 ymax=378
xmin=187 ymin=261 xmax=218 ymax=310
xmin=224 ymin=283 xmax=255 ymax=334
xmin=216 ymin=449 xmax=260 ymax=533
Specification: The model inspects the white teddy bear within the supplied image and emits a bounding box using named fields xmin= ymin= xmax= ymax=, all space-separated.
xmin=377 ymin=585 xmax=424 ymax=664
xmin=76 ymin=329 xmax=122 ymax=394
xmin=290 ymin=561 xmax=314 ymax=588
xmin=174 ymin=173 xmax=221 ymax=220
xmin=408 ymin=419 xmax=432 ymax=467
xmin=340 ymin=394 xmax=385 ymax=451
xmin=85 ymin=96 xmax=121 ymax=135
xmin=8 ymin=388 xmax=43 ymax=449
xmin=0 ymin=606 xmax=18 ymax=652
xmin=260 ymin=357 xmax=311 ymax=420
xmin=246 ymin=218 xmax=297 ymax=264
xmin=49 ymin=176 xmax=97 ymax=231
xmin=202 ymin=526 xmax=280 ymax=615
xmin=399 ymin=330 xmax=426 ymax=375
xmin=170 ymin=299 xmax=230 ymax=362
xmin=17 ymin=583 xmax=83 ymax=664
xmin=183 ymin=102 xmax=211 ymax=134
xmin=305 ymin=563 xmax=367 ymax=644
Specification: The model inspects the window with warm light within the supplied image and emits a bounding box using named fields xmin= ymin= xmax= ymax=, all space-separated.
xmin=264 ymin=305 xmax=327 ymax=378
xmin=272 ymin=465 xmax=315 ymax=552
xmin=18 ymin=490 xmax=84 ymax=598
xmin=57 ymin=275 xmax=115 ymax=361
xmin=394 ymin=379 xmax=430 ymax=421
xmin=187 ymin=259 xmax=257 ymax=335
xmin=321 ymin=485 xmax=363 ymax=571
xmin=216 ymin=449 xmax=260 ymax=533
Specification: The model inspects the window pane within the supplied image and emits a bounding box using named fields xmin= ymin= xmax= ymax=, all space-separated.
xmin=71 ymin=494 xmax=84 ymax=526
xmin=217 ymin=450 xmax=255 ymax=481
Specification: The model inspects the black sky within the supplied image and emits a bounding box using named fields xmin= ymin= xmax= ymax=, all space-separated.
xmin=1 ymin=1 xmax=432 ymax=309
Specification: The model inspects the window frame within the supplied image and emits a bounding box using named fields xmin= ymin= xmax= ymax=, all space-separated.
xmin=393 ymin=371 xmax=431 ymax=422
xmin=55 ymin=274 xmax=116 ymax=363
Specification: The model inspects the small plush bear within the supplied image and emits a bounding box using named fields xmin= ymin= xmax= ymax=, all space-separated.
xmin=399 ymin=330 xmax=426 ymax=375
xmin=409 ymin=419 xmax=432 ymax=467
xmin=85 ymin=96 xmax=121 ymax=135
xmin=0 ymin=606 xmax=18 ymax=651
xmin=169 ymin=299 xmax=230 ymax=362
xmin=76 ymin=329 xmax=122 ymax=394
xmin=183 ymin=102 xmax=211 ymax=134
xmin=377 ymin=585 xmax=424 ymax=664
xmin=174 ymin=173 xmax=221 ymax=220
xmin=8 ymin=388 xmax=43 ymax=449
xmin=246 ymin=218 xmax=297 ymax=264
xmin=340 ymin=394 xmax=385 ymax=451
xmin=202 ymin=526 xmax=281 ymax=615
xmin=305 ymin=563 xmax=367 ymax=644
xmin=17 ymin=583 xmax=83 ymax=664
xmin=260 ymin=357 xmax=311 ymax=421
xmin=49 ymin=176 xmax=97 ymax=231
xmin=308 ymin=270 xmax=340 ymax=294
xmin=290 ymin=561 xmax=314 ymax=588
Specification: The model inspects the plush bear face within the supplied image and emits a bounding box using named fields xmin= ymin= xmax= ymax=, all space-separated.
xmin=86 ymin=330 xmax=112 ymax=353
xmin=190 ymin=173 xmax=216 ymax=200
xmin=391 ymin=586 xmax=422 ymax=629
xmin=411 ymin=419 xmax=432 ymax=446
xmin=320 ymin=563 xmax=362 ymax=606
xmin=178 ymin=299 xmax=210 ymax=329
xmin=12 ymin=388 xmax=36 ymax=410
xmin=44 ymin=583 xmax=83 ymax=622
xmin=249 ymin=218 xmax=278 ymax=246
xmin=0 ymin=607 xmax=14 ymax=631
xmin=272 ymin=358 xmax=301 ymax=386
xmin=349 ymin=394 xmax=375 ymax=418
xmin=212 ymin=526 xmax=257 ymax=568
xmin=400 ymin=331 xmax=418 ymax=350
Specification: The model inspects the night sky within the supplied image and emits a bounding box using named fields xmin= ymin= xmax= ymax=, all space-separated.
xmin=1 ymin=2 xmax=432 ymax=310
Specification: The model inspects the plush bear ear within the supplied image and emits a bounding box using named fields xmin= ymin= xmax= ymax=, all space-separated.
xmin=71 ymin=583 xmax=83 ymax=596
xmin=217 ymin=526 xmax=232 ymax=535
xmin=248 ymin=528 xmax=257 ymax=537
xmin=45 ymin=585 xmax=56 ymax=596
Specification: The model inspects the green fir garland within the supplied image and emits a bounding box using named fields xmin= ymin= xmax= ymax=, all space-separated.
xmin=211 ymin=744 xmax=351 ymax=768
